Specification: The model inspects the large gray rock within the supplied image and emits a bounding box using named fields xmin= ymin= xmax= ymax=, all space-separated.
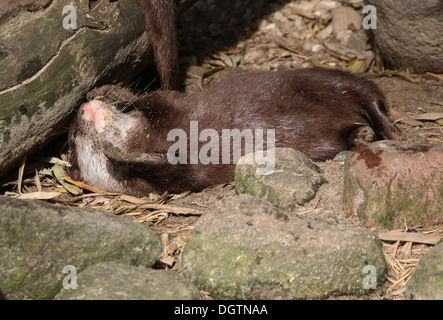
xmin=0 ymin=197 xmax=162 ymax=300
xmin=182 ymin=195 xmax=387 ymax=299
xmin=55 ymin=261 xmax=202 ymax=300
xmin=406 ymin=241 xmax=443 ymax=300
xmin=364 ymin=0 xmax=443 ymax=73
xmin=235 ymin=148 xmax=327 ymax=208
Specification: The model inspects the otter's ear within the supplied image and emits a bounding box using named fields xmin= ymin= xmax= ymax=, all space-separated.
xmin=102 ymin=141 xmax=168 ymax=171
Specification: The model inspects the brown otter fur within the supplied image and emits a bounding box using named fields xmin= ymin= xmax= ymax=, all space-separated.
xmin=139 ymin=0 xmax=179 ymax=89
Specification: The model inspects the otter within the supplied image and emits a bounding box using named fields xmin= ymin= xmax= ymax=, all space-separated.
xmin=68 ymin=68 xmax=403 ymax=197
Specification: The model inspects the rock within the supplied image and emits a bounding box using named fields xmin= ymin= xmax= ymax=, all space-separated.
xmin=0 ymin=0 xmax=152 ymax=179
xmin=182 ymin=195 xmax=387 ymax=299
xmin=331 ymin=6 xmax=362 ymax=37
xmin=364 ymin=0 xmax=443 ymax=73
xmin=234 ymin=148 xmax=327 ymax=208
xmin=343 ymin=141 xmax=443 ymax=228
xmin=0 ymin=197 xmax=162 ymax=300
xmin=406 ymin=241 xmax=443 ymax=300
xmin=333 ymin=151 xmax=349 ymax=162
xmin=55 ymin=261 xmax=202 ymax=300
xmin=313 ymin=0 xmax=340 ymax=21
xmin=317 ymin=23 xmax=334 ymax=40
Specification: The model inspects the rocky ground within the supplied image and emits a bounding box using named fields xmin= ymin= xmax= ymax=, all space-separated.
xmin=174 ymin=0 xmax=443 ymax=299
xmin=1 ymin=0 xmax=442 ymax=300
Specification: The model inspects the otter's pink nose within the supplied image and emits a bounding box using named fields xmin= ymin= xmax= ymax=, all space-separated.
xmin=81 ymin=100 xmax=108 ymax=133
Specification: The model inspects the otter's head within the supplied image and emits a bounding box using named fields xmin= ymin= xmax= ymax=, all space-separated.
xmin=68 ymin=100 xmax=138 ymax=191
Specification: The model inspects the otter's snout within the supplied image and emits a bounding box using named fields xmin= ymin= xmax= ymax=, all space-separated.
xmin=80 ymin=100 xmax=111 ymax=133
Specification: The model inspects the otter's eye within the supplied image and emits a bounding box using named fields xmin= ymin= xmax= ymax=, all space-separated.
xmin=71 ymin=130 xmax=78 ymax=139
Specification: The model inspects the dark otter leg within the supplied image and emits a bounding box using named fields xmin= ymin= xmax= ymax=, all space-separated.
xmin=139 ymin=0 xmax=179 ymax=90
xmin=363 ymin=100 xmax=404 ymax=141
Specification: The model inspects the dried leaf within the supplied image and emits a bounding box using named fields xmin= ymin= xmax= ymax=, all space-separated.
xmin=324 ymin=41 xmax=367 ymax=60
xmin=413 ymin=112 xmax=443 ymax=121
xmin=63 ymin=176 xmax=108 ymax=193
xmin=52 ymin=164 xmax=83 ymax=195
xmin=117 ymin=194 xmax=151 ymax=204
xmin=136 ymin=211 xmax=168 ymax=223
xmin=187 ymin=66 xmax=214 ymax=78
xmin=18 ymin=156 xmax=27 ymax=194
xmin=390 ymin=108 xmax=423 ymax=127
xmin=219 ymin=52 xmax=235 ymax=67
xmin=18 ymin=191 xmax=61 ymax=200
xmin=47 ymin=157 xmax=71 ymax=167
xmin=379 ymin=229 xmax=441 ymax=245
xmin=347 ymin=58 xmax=364 ymax=73
xmin=34 ymin=168 xmax=42 ymax=192
xmin=290 ymin=7 xmax=315 ymax=19
xmin=137 ymin=203 xmax=203 ymax=215
xmin=169 ymin=190 xmax=191 ymax=201
xmin=160 ymin=255 xmax=176 ymax=267
xmin=425 ymin=136 xmax=443 ymax=143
